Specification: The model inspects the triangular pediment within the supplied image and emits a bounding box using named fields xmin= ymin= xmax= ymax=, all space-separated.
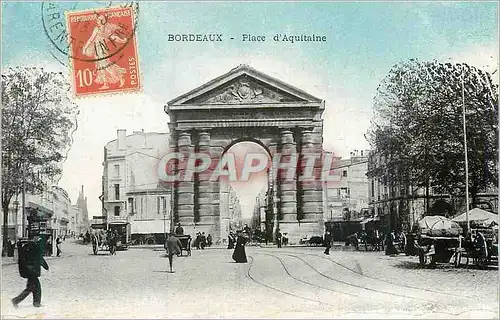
xmin=167 ymin=65 xmax=322 ymax=106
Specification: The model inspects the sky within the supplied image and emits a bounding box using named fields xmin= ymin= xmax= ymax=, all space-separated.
xmin=2 ymin=1 xmax=498 ymax=218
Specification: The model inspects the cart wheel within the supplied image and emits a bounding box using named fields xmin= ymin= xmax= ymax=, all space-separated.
xmin=93 ymin=245 xmax=98 ymax=255
xmin=419 ymin=252 xmax=427 ymax=267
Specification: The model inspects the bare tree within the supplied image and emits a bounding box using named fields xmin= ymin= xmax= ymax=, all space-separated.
xmin=2 ymin=67 xmax=79 ymax=254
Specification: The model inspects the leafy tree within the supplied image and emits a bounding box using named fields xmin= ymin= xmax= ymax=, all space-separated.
xmin=367 ymin=59 xmax=498 ymax=211
xmin=2 ymin=67 xmax=79 ymax=253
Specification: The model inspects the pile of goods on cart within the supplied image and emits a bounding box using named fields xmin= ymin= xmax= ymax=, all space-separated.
xmin=412 ymin=215 xmax=463 ymax=267
xmin=452 ymin=208 xmax=498 ymax=268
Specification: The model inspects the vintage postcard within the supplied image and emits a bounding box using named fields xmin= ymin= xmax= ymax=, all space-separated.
xmin=1 ymin=1 xmax=498 ymax=319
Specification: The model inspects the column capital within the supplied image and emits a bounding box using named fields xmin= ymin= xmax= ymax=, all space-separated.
xmin=178 ymin=131 xmax=192 ymax=147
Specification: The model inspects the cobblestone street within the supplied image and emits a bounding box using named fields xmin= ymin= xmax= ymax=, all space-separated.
xmin=1 ymin=242 xmax=498 ymax=319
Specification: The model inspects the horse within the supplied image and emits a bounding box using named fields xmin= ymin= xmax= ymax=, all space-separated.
xmin=363 ymin=230 xmax=384 ymax=251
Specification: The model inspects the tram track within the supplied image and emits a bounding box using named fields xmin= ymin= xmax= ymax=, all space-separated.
xmin=257 ymin=253 xmax=358 ymax=298
xmin=268 ymin=249 xmax=481 ymax=301
xmin=247 ymin=250 xmax=498 ymax=316
xmin=262 ymin=252 xmax=438 ymax=304
xmin=245 ymin=255 xmax=337 ymax=307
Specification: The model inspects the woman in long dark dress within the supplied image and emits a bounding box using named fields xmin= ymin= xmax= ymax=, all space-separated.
xmin=232 ymin=231 xmax=248 ymax=263
xmin=227 ymin=232 xmax=235 ymax=249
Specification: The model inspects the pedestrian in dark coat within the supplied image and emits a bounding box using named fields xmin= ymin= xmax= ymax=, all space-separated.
xmin=174 ymin=223 xmax=184 ymax=236
xmin=324 ymin=231 xmax=332 ymax=255
xmin=56 ymin=236 xmax=62 ymax=257
xmin=207 ymin=234 xmax=212 ymax=247
xmin=12 ymin=238 xmax=49 ymax=308
xmin=227 ymin=232 xmax=235 ymax=249
xmin=276 ymin=229 xmax=283 ymax=248
xmin=165 ymin=234 xmax=182 ymax=273
xmin=232 ymin=231 xmax=248 ymax=263
xmin=200 ymin=232 xmax=207 ymax=250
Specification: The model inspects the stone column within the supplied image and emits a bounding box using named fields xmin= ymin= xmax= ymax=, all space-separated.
xmin=268 ymin=141 xmax=279 ymax=242
xmin=176 ymin=131 xmax=195 ymax=225
xmin=300 ymin=127 xmax=324 ymax=223
xmin=168 ymin=129 xmax=179 ymax=226
xmin=196 ymin=130 xmax=216 ymax=225
xmin=278 ymin=129 xmax=297 ymax=222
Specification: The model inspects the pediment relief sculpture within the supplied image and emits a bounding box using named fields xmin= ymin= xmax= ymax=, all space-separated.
xmin=189 ymin=77 xmax=303 ymax=104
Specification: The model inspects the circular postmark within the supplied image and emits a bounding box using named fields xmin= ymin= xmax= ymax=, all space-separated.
xmin=41 ymin=1 xmax=139 ymax=64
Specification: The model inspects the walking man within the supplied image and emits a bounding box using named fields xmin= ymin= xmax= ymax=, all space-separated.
xmin=56 ymin=236 xmax=62 ymax=257
xmin=164 ymin=233 xmax=182 ymax=273
xmin=276 ymin=229 xmax=283 ymax=248
xmin=12 ymin=237 xmax=49 ymax=308
xmin=324 ymin=230 xmax=332 ymax=255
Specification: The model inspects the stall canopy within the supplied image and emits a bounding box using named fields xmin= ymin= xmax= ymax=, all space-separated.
xmin=415 ymin=216 xmax=462 ymax=237
xmin=452 ymin=208 xmax=498 ymax=225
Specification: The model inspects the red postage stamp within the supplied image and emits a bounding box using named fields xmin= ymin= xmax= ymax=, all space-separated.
xmin=66 ymin=6 xmax=140 ymax=97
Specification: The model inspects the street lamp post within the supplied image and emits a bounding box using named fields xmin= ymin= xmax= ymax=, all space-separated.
xmin=13 ymin=200 xmax=19 ymax=240
xmin=461 ymin=64 xmax=470 ymax=233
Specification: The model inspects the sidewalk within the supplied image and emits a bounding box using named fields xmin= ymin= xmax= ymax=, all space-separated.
xmin=1 ymin=240 xmax=88 ymax=266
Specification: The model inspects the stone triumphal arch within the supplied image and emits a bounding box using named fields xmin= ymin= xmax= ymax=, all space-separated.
xmin=165 ymin=65 xmax=326 ymax=244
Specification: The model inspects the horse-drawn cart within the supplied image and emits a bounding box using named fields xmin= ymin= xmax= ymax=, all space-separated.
xmin=414 ymin=216 xmax=463 ymax=268
xmin=417 ymin=234 xmax=463 ymax=267
xmin=91 ymin=233 xmax=110 ymax=255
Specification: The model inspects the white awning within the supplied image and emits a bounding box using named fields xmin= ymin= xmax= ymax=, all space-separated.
xmin=131 ymin=220 xmax=170 ymax=234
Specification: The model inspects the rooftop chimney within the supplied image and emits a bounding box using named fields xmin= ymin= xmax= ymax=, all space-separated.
xmin=117 ymin=129 xmax=126 ymax=150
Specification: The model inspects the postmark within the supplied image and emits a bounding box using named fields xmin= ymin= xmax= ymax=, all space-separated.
xmin=64 ymin=5 xmax=141 ymax=97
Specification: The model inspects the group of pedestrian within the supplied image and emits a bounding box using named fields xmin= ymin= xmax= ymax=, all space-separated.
xmin=194 ymin=232 xmax=212 ymax=249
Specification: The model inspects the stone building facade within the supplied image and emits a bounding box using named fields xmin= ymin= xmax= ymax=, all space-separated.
xmin=323 ymin=150 xmax=370 ymax=222
xmin=101 ymin=130 xmax=172 ymax=238
xmin=366 ymin=151 xmax=498 ymax=233
xmin=166 ymin=65 xmax=326 ymax=244
xmin=6 ymin=185 xmax=86 ymax=242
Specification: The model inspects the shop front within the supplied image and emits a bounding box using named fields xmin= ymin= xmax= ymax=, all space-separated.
xmin=26 ymin=201 xmax=56 ymax=256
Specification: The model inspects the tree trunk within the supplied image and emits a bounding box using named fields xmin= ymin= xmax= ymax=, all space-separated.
xmin=2 ymin=201 xmax=10 ymax=257
xmin=425 ymin=179 xmax=430 ymax=215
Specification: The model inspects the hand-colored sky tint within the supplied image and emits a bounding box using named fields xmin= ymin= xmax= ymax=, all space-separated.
xmin=2 ymin=1 xmax=498 ymax=217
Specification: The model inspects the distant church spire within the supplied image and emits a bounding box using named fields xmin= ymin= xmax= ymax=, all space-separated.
xmin=77 ymin=185 xmax=89 ymax=224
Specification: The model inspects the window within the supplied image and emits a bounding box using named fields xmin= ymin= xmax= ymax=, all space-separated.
xmin=140 ymin=198 xmax=144 ymax=217
xmin=114 ymin=164 xmax=120 ymax=177
xmin=342 ymin=170 xmax=347 ymax=177
xmin=161 ymin=196 xmax=166 ymax=215
xmin=128 ymin=198 xmax=134 ymax=213
xmin=114 ymin=184 xmax=120 ymax=200
xmin=157 ymin=197 xmax=161 ymax=215
xmin=114 ymin=206 xmax=120 ymax=216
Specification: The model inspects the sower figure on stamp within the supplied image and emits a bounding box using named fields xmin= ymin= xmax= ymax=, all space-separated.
xmin=82 ymin=15 xmax=127 ymax=90
xmin=164 ymin=233 xmax=182 ymax=273
xmin=12 ymin=237 xmax=49 ymax=308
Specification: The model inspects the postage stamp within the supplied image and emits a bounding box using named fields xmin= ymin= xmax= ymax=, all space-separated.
xmin=65 ymin=5 xmax=140 ymax=97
